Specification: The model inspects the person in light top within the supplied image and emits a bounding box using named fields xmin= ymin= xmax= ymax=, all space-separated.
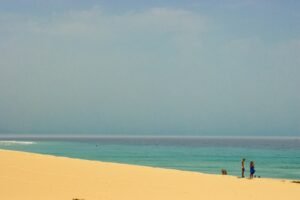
xmin=241 ymin=158 xmax=246 ymax=178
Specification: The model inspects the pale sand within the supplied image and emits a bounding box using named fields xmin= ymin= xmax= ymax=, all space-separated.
xmin=1 ymin=150 xmax=299 ymax=200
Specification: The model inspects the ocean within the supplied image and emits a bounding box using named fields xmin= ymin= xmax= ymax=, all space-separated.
xmin=0 ymin=136 xmax=300 ymax=180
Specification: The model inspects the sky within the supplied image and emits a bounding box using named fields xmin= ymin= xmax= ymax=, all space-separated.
xmin=0 ymin=0 xmax=299 ymax=136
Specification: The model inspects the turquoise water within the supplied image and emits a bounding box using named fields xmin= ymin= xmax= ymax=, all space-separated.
xmin=1 ymin=137 xmax=300 ymax=180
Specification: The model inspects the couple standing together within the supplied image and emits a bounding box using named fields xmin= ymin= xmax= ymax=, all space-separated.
xmin=241 ymin=158 xmax=255 ymax=178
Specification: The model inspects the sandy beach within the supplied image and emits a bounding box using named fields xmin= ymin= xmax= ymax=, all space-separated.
xmin=0 ymin=149 xmax=299 ymax=200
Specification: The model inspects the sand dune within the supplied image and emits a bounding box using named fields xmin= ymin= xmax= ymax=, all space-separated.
xmin=0 ymin=150 xmax=299 ymax=200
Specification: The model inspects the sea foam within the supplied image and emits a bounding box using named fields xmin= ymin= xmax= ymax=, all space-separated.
xmin=0 ymin=141 xmax=36 ymax=145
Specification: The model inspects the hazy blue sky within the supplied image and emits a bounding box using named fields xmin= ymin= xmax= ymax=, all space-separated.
xmin=0 ymin=0 xmax=299 ymax=136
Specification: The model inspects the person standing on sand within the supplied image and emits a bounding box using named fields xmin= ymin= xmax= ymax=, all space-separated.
xmin=250 ymin=161 xmax=255 ymax=179
xmin=241 ymin=158 xmax=246 ymax=178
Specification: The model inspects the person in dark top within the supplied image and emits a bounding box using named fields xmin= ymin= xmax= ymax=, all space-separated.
xmin=250 ymin=161 xmax=255 ymax=179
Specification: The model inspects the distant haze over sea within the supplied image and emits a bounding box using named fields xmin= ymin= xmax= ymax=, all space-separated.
xmin=1 ymin=1 xmax=299 ymax=137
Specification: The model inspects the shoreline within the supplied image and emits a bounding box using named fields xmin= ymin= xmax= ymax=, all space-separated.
xmin=1 ymin=149 xmax=300 ymax=200
xmin=0 ymin=148 xmax=299 ymax=182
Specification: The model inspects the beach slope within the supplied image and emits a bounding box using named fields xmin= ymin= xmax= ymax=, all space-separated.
xmin=0 ymin=150 xmax=299 ymax=200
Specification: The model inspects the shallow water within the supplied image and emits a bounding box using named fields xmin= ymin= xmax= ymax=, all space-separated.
xmin=1 ymin=136 xmax=300 ymax=180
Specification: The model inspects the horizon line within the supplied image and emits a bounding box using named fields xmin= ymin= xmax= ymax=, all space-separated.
xmin=0 ymin=134 xmax=299 ymax=140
